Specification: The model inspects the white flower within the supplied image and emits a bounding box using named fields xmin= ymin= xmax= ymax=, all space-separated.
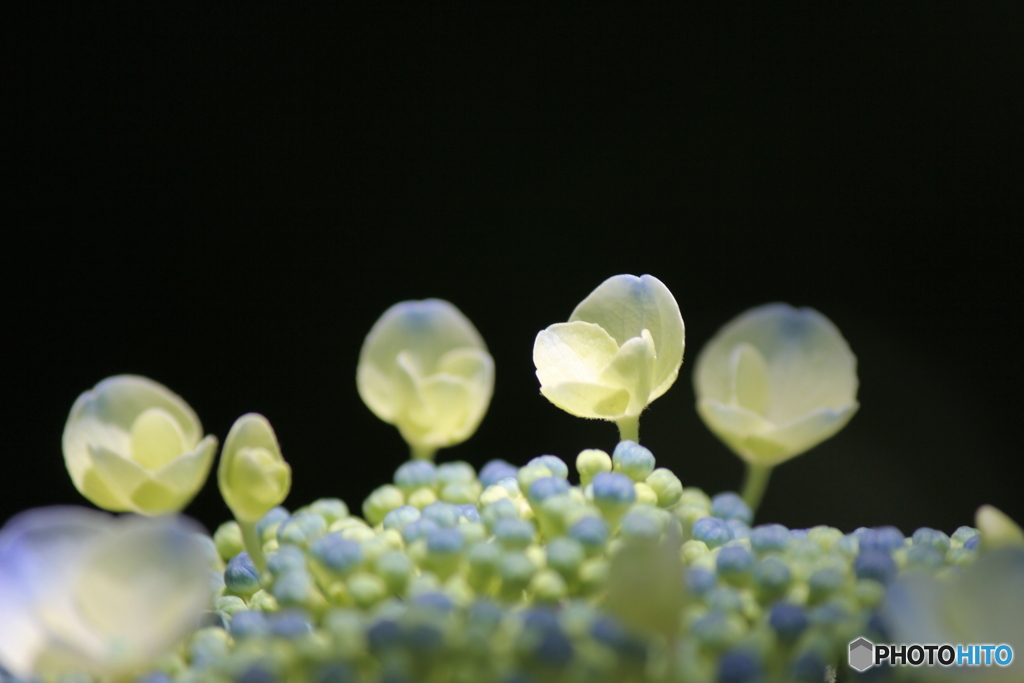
xmin=0 ymin=507 xmax=212 ymax=680
xmin=533 ymin=274 xmax=685 ymax=421
xmin=693 ymin=303 xmax=858 ymax=466
xmin=357 ymin=299 xmax=494 ymax=457
xmin=62 ymin=375 xmax=218 ymax=515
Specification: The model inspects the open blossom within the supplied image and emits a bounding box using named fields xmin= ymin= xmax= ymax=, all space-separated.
xmin=693 ymin=303 xmax=858 ymax=466
xmin=357 ymin=299 xmax=494 ymax=456
xmin=533 ymin=274 xmax=684 ymax=421
xmin=218 ymin=413 xmax=292 ymax=523
xmin=0 ymin=507 xmax=212 ymax=680
xmin=62 ymin=375 xmax=218 ymax=515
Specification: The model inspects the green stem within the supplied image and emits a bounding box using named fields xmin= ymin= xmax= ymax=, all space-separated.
xmin=616 ymin=415 xmax=640 ymax=442
xmin=741 ymin=463 xmax=773 ymax=513
xmin=410 ymin=444 xmax=437 ymax=461
xmin=239 ymin=519 xmax=267 ymax=573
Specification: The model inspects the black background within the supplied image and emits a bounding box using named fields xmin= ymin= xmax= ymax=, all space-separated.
xmin=4 ymin=4 xmax=1022 ymax=537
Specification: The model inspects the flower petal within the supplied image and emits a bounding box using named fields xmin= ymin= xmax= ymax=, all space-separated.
xmin=65 ymin=376 xmax=202 ymax=446
xmin=534 ymin=321 xmax=620 ymax=387
xmin=744 ymin=403 xmax=859 ymax=466
xmin=569 ymin=274 xmax=684 ymax=398
xmin=540 ymin=382 xmax=631 ymax=419
xmin=87 ymin=445 xmax=150 ymax=509
xmin=599 ymin=330 xmax=657 ymax=416
xmin=695 ymin=399 xmax=776 ymax=462
xmin=730 ymin=343 xmax=770 ymax=416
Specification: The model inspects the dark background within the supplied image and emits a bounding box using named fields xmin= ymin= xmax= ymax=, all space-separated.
xmin=4 ymin=4 xmax=1022 ymax=537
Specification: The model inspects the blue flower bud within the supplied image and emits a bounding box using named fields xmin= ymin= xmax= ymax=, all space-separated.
xmin=494 ymin=518 xmax=536 ymax=550
xmin=230 ymin=610 xmax=269 ymax=639
xmin=768 ymin=603 xmax=809 ymax=642
xmin=483 ymin=498 xmax=520 ymax=529
xmin=383 ymin=505 xmax=421 ymax=531
xmin=545 ymin=537 xmax=584 ymax=578
xmin=726 ymin=520 xmax=750 ymax=540
xmin=716 ymin=545 xmax=754 ymax=579
xmin=789 ymin=528 xmax=809 ymax=539
xmin=469 ymin=599 xmax=504 ymax=629
xmin=401 ymin=518 xmax=439 ymax=544
xmin=421 ymin=502 xmax=460 ymax=528
xmin=718 ymin=650 xmax=760 ymax=683
xmin=592 ymin=472 xmax=637 ymax=504
xmin=413 ymin=592 xmax=454 ymax=612
xmin=833 ymin=534 xmax=858 ymax=557
xmin=237 ymin=664 xmax=276 ymax=683
xmin=612 ymin=440 xmax=656 ymax=482
xmin=710 ymin=493 xmax=753 ymax=525
xmin=309 ymin=534 xmax=363 ymax=575
xmin=528 ymin=455 xmax=569 ymax=480
xmin=255 ymin=507 xmax=290 ymax=539
xmin=479 ymin=460 xmax=519 ymax=488
xmin=691 ymin=517 xmax=732 ymax=549
xmin=527 ymin=477 xmax=570 ymax=503
xmin=271 ymin=569 xmax=313 ymax=605
xmin=749 ymin=524 xmax=790 ymax=553
xmin=912 ymin=527 xmax=951 ymax=553
xmin=139 ymin=672 xmax=174 ymax=683
xmin=426 ymin=528 xmax=464 ymax=555
xmin=687 ymin=567 xmax=717 ymax=595
xmin=394 ymin=460 xmax=437 ymax=491
xmin=791 ymin=651 xmax=827 ymax=683
xmin=456 ymin=503 xmax=481 ymax=523
xmin=405 ymin=622 xmax=444 ymax=653
xmin=964 ymin=534 xmax=981 ymax=550
xmin=277 ymin=513 xmax=327 ymax=547
xmin=568 ymin=517 xmax=609 ymax=551
xmin=590 ymin=616 xmax=647 ymax=662
xmin=267 ymin=544 xmax=306 ymax=576
xmin=436 ymin=461 xmax=476 ymax=486
xmin=268 ymin=609 xmax=312 ymax=638
xmin=811 ymin=601 xmax=848 ymax=626
xmin=521 ymin=610 xmax=574 ymax=667
xmin=855 ymin=550 xmax=898 ymax=584
xmin=367 ymin=618 xmax=403 ymax=651
xmin=691 ymin=611 xmax=746 ymax=648
xmin=951 ymin=525 xmax=980 ymax=546
xmin=856 ymin=526 xmax=905 ymax=553
xmin=753 ymin=556 xmax=791 ymax=597
xmin=225 ymin=551 xmax=261 ymax=596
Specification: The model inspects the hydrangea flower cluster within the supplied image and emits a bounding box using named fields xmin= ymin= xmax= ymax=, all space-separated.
xmin=1 ymin=274 xmax=1021 ymax=683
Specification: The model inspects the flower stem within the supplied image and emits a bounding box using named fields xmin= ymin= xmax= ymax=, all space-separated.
xmin=616 ymin=415 xmax=640 ymax=442
xmin=741 ymin=463 xmax=773 ymax=513
xmin=239 ymin=519 xmax=267 ymax=573
xmin=410 ymin=444 xmax=437 ymax=461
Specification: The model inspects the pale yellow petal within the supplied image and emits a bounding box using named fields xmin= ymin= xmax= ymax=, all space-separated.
xmin=730 ymin=343 xmax=770 ymax=416
xmin=87 ymin=446 xmax=149 ymax=508
xmin=598 ymin=330 xmax=657 ymax=416
xmin=534 ymin=321 xmax=620 ymax=387
xmin=744 ymin=403 xmax=859 ymax=465
xmin=540 ymin=382 xmax=631 ymax=419
xmin=696 ymin=399 xmax=775 ymax=462
xmin=129 ymin=408 xmax=187 ymax=471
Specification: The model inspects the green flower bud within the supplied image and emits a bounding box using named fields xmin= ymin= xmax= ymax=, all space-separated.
xmin=499 ymin=552 xmax=537 ymax=600
xmin=646 ymin=468 xmax=683 ymax=508
xmin=214 ymin=595 xmax=248 ymax=617
xmin=634 ymin=482 xmax=659 ymax=506
xmin=218 ymin=414 xmax=291 ymax=523
xmin=529 ymin=568 xmax=568 ymax=603
xmin=248 ymin=589 xmax=278 ymax=612
xmin=375 ymin=550 xmax=414 ymax=595
xmin=678 ymin=487 xmax=711 ymax=509
xmin=309 ymin=498 xmax=350 ymax=525
xmin=362 ymin=485 xmax=405 ymax=526
xmin=214 ymin=521 xmax=245 ymax=561
xmin=576 ymin=449 xmax=612 ymax=487
xmin=439 ymin=481 xmax=482 ymax=504
xmin=808 ymin=526 xmax=843 ymax=552
xmin=62 ymin=375 xmax=218 ymax=515
xmin=407 ymin=487 xmax=438 ymax=509
xmin=347 ymin=572 xmax=388 ymax=608
xmin=976 ymin=504 xmax=1024 ymax=550
xmin=578 ymin=557 xmax=610 ymax=595
xmin=517 ymin=464 xmax=553 ymax=493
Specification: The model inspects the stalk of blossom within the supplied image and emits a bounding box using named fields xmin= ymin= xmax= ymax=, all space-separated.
xmin=62 ymin=375 xmax=218 ymax=515
xmin=0 ymin=507 xmax=212 ymax=680
xmin=533 ymin=274 xmax=684 ymax=441
xmin=357 ymin=299 xmax=494 ymax=460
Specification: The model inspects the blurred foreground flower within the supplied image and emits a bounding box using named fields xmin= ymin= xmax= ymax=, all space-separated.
xmin=0 ymin=507 xmax=211 ymax=680
xmin=218 ymin=413 xmax=291 ymax=571
xmin=534 ymin=274 xmax=684 ymax=441
xmin=884 ymin=547 xmax=1024 ymax=681
xmin=693 ymin=304 xmax=858 ymax=511
xmin=358 ymin=299 xmax=494 ymax=460
xmin=62 ymin=375 xmax=218 ymax=515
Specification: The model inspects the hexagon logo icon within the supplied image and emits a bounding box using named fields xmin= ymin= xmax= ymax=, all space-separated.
xmin=849 ymin=637 xmax=875 ymax=672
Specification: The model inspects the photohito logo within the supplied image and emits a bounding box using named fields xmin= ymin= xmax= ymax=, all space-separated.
xmin=849 ymin=637 xmax=1014 ymax=673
